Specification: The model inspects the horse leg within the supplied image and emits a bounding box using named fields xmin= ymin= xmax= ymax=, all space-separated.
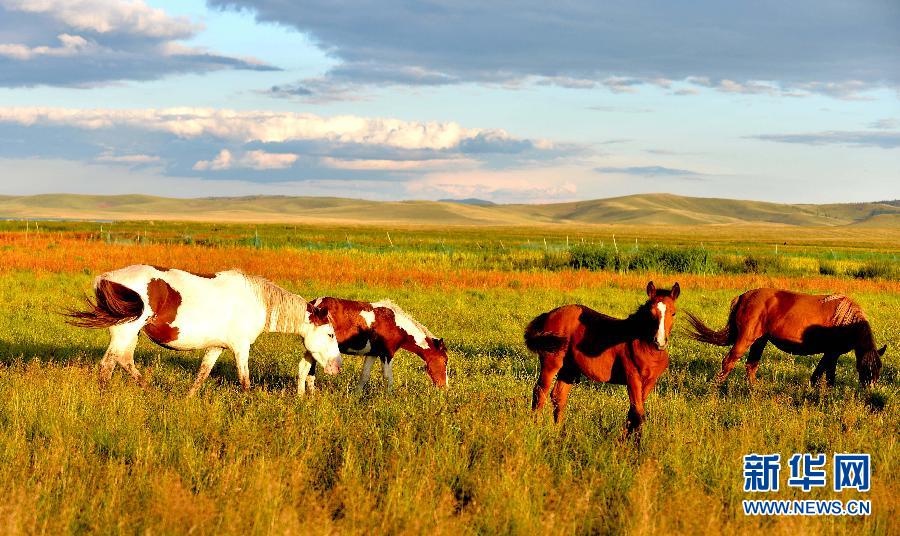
xmin=102 ymin=321 xmax=145 ymax=388
xmin=745 ymin=338 xmax=768 ymax=389
xmin=714 ymin=335 xmax=757 ymax=386
xmin=532 ymin=351 xmax=564 ymax=413
xmin=187 ymin=347 xmax=224 ymax=397
xmin=297 ymin=352 xmax=314 ymax=396
xmin=357 ymin=355 xmax=377 ymax=392
xmin=641 ymin=374 xmax=660 ymax=402
xmin=381 ymin=355 xmax=394 ymax=393
xmin=232 ymin=343 xmax=251 ymax=391
xmin=306 ymin=360 xmax=317 ymax=393
xmin=810 ymin=352 xmax=840 ymax=387
xmin=549 ymin=373 xmax=577 ymax=425
xmin=623 ymin=372 xmax=646 ymax=443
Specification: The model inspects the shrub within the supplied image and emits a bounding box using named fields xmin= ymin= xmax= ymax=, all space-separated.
xmin=818 ymin=259 xmax=839 ymax=276
xmin=851 ymin=260 xmax=897 ymax=280
xmin=568 ymin=245 xmax=718 ymax=274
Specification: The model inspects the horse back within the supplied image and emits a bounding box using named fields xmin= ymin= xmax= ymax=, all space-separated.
xmin=739 ymin=288 xmax=865 ymax=351
xmin=313 ymin=297 xmax=400 ymax=355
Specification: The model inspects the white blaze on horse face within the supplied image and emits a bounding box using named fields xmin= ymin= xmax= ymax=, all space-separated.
xmin=655 ymin=302 xmax=667 ymax=348
xmin=360 ymin=310 xmax=375 ymax=327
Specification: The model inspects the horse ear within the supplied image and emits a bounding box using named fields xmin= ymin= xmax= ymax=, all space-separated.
xmin=315 ymin=305 xmax=329 ymax=320
xmin=646 ymin=281 xmax=656 ymax=297
xmin=434 ymin=337 xmax=446 ymax=350
xmin=878 ymin=345 xmax=887 ymax=356
xmin=671 ymin=282 xmax=680 ymax=300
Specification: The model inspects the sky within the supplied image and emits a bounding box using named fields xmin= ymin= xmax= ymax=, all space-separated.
xmin=0 ymin=0 xmax=897 ymax=204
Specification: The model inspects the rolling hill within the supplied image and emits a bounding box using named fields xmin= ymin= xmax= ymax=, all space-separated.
xmin=0 ymin=193 xmax=898 ymax=227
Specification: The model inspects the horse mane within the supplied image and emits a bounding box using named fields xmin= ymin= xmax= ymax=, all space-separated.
xmin=242 ymin=272 xmax=309 ymax=333
xmin=825 ymin=295 xmax=867 ymax=326
xmin=372 ymin=299 xmax=435 ymax=338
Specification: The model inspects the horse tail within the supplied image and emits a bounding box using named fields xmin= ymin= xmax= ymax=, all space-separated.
xmin=684 ymin=295 xmax=740 ymax=346
xmin=64 ymin=279 xmax=144 ymax=328
xmin=524 ymin=311 xmax=568 ymax=354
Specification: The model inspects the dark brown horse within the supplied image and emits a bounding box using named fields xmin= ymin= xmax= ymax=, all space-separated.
xmin=525 ymin=281 xmax=680 ymax=438
xmin=685 ymin=288 xmax=885 ymax=388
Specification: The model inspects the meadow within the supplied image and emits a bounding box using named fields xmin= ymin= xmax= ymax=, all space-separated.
xmin=0 ymin=221 xmax=897 ymax=535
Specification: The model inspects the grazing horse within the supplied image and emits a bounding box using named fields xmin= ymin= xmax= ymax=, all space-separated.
xmin=66 ymin=264 xmax=342 ymax=395
xmin=685 ymin=288 xmax=885 ymax=387
xmin=525 ymin=281 xmax=680 ymax=438
xmin=302 ymin=297 xmax=448 ymax=393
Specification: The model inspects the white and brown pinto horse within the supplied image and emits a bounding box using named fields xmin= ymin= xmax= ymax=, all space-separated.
xmin=303 ymin=297 xmax=448 ymax=393
xmin=66 ymin=264 xmax=342 ymax=395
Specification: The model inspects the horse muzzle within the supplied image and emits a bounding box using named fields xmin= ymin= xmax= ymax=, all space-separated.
xmin=324 ymin=355 xmax=342 ymax=375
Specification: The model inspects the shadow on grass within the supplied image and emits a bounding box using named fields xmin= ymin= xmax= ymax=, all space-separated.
xmin=0 ymin=338 xmax=301 ymax=393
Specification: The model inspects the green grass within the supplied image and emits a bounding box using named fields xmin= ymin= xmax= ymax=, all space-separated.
xmin=4 ymin=219 xmax=899 ymax=279
xmin=0 ymin=269 xmax=897 ymax=534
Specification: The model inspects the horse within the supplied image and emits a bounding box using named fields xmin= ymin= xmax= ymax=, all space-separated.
xmin=525 ymin=281 xmax=680 ymax=439
xmin=65 ymin=264 xmax=343 ymax=395
xmin=301 ymin=297 xmax=448 ymax=393
xmin=684 ymin=288 xmax=885 ymax=388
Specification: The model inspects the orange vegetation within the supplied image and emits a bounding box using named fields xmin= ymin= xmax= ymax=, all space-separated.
xmin=2 ymin=234 xmax=897 ymax=294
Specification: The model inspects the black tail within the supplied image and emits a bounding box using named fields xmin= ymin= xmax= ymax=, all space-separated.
xmin=524 ymin=311 xmax=568 ymax=353
xmin=64 ymin=279 xmax=144 ymax=328
xmin=684 ymin=296 xmax=739 ymax=347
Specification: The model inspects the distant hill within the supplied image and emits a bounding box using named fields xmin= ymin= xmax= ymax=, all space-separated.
xmin=438 ymin=198 xmax=497 ymax=206
xmin=1 ymin=192 xmax=898 ymax=227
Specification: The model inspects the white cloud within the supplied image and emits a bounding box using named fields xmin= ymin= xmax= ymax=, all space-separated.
xmin=0 ymin=0 xmax=273 ymax=87
xmin=0 ymin=34 xmax=95 ymax=60
xmin=193 ymin=149 xmax=299 ymax=170
xmin=0 ymin=106 xmax=529 ymax=151
xmin=0 ymin=0 xmax=197 ymax=38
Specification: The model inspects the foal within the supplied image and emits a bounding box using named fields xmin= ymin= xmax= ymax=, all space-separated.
xmin=302 ymin=297 xmax=448 ymax=393
xmin=526 ymin=282 xmax=680 ymax=438
xmin=66 ymin=265 xmax=342 ymax=394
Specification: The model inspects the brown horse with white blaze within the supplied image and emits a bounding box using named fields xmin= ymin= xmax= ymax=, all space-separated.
xmin=525 ymin=282 xmax=680 ymax=438
xmin=685 ymin=288 xmax=885 ymax=388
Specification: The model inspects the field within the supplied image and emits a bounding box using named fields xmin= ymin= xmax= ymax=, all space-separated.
xmin=0 ymin=220 xmax=897 ymax=534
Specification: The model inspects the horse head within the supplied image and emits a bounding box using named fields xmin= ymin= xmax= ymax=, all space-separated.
xmin=304 ymin=303 xmax=343 ymax=375
xmin=644 ymin=281 xmax=681 ymax=351
xmin=857 ymin=344 xmax=885 ymax=386
xmin=421 ymin=337 xmax=449 ymax=387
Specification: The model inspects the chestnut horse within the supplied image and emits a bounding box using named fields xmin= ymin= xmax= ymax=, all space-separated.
xmin=66 ymin=265 xmax=342 ymax=395
xmin=685 ymin=288 xmax=884 ymax=387
xmin=303 ymin=297 xmax=448 ymax=393
xmin=525 ymin=281 xmax=680 ymax=438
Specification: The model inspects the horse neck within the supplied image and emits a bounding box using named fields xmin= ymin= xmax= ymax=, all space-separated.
xmin=398 ymin=337 xmax=427 ymax=359
xmin=852 ymin=320 xmax=877 ymax=356
xmin=624 ymin=305 xmax=654 ymax=339
xmin=253 ymin=278 xmax=309 ymax=335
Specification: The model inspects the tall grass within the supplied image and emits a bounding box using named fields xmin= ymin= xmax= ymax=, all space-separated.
xmin=0 ymin=271 xmax=896 ymax=534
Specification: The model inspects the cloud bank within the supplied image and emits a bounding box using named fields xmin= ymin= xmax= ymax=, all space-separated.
xmin=0 ymin=106 xmax=563 ymax=184
xmin=0 ymin=0 xmax=276 ymax=87
xmin=211 ymin=0 xmax=900 ymax=99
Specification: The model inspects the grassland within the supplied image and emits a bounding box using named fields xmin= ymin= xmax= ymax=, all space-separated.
xmin=0 ymin=221 xmax=897 ymax=535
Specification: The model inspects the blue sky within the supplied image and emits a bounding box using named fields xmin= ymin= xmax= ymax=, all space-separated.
xmin=0 ymin=0 xmax=897 ymax=203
